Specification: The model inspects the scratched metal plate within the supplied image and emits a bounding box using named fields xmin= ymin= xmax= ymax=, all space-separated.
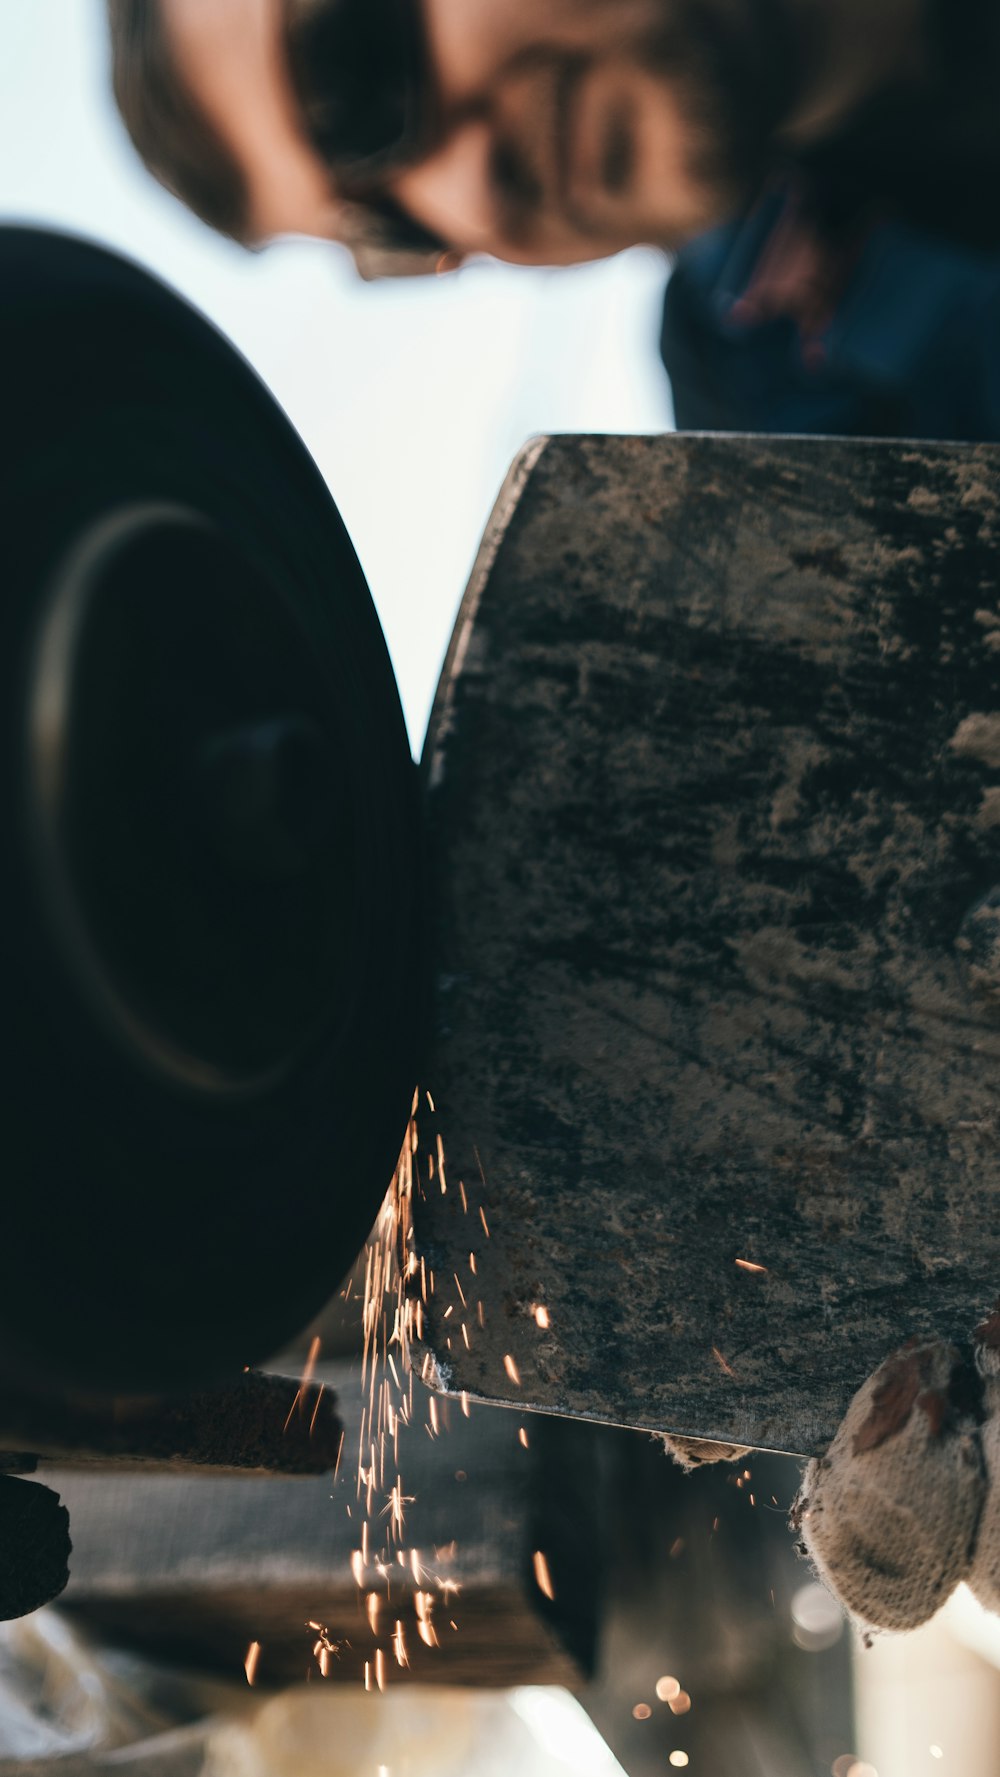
xmin=416 ymin=435 xmax=1000 ymax=1457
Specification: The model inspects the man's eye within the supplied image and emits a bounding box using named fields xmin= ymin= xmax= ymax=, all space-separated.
xmin=490 ymin=139 xmax=543 ymax=210
xmin=285 ymin=0 xmax=427 ymax=172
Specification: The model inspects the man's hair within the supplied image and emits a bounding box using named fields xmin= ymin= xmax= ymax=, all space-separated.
xmin=106 ymin=0 xmax=251 ymax=242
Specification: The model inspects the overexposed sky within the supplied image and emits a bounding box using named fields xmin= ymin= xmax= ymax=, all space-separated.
xmin=0 ymin=0 xmax=673 ymax=748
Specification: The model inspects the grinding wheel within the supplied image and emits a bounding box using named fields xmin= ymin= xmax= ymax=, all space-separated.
xmin=0 ymin=228 xmax=420 ymax=1398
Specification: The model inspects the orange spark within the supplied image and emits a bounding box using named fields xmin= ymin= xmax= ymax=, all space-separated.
xmin=308 ymin=1382 xmax=326 ymax=1438
xmin=384 ymin=1477 xmax=415 ymax=1538
xmin=734 ymin=1258 xmax=768 ymax=1275
xmin=711 ymin=1346 xmax=736 ymax=1377
xmin=244 ymin=1641 xmax=261 ymax=1686
xmin=504 ymin=1354 xmax=521 ymax=1386
xmin=300 ymin=1333 xmax=322 ymax=1390
xmin=532 ymin=1550 xmax=556 ymax=1601
xmin=534 ymin=1305 xmax=550 ymax=1329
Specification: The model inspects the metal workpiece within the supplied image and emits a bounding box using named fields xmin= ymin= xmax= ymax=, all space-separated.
xmin=417 ymin=432 xmax=1000 ymax=1456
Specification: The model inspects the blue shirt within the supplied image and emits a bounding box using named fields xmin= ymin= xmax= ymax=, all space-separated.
xmin=661 ymin=189 xmax=1000 ymax=442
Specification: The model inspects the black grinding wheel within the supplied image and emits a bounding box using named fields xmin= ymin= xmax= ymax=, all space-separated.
xmin=0 ymin=228 xmax=421 ymax=1398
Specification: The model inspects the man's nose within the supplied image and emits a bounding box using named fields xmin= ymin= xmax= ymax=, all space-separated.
xmin=388 ymin=115 xmax=501 ymax=253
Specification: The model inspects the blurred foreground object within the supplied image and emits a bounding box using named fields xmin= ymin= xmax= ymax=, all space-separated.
xmin=0 ymin=226 xmax=419 ymax=1402
xmin=0 ymin=1610 xmax=623 ymax=1777
xmin=0 ymin=1478 xmax=70 ymax=1623
xmin=204 ymin=1685 xmax=626 ymax=1777
xmin=1 ymin=221 xmax=416 ymax=1626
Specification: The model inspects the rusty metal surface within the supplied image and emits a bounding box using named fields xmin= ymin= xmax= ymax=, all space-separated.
xmin=416 ymin=434 xmax=1000 ymax=1457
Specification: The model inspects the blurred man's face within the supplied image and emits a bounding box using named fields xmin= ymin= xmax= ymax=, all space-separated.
xmin=164 ymin=0 xmax=793 ymax=265
xmin=347 ymin=0 xmax=791 ymax=263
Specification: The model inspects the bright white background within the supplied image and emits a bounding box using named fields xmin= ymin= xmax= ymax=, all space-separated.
xmin=0 ymin=0 xmax=674 ymax=750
